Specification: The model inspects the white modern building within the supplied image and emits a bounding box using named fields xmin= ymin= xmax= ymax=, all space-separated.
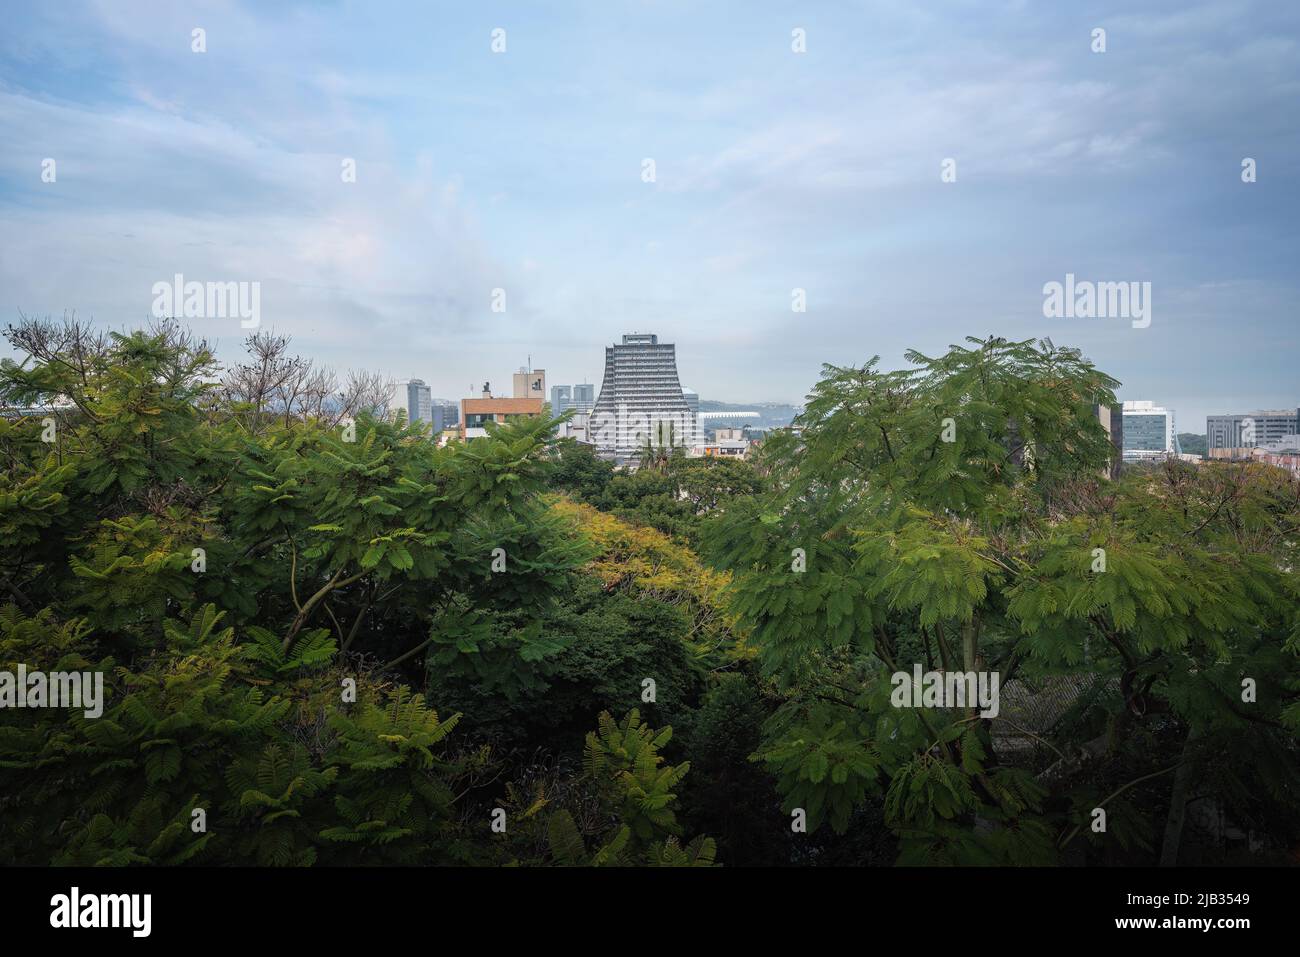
xmin=1120 ymin=400 xmax=1178 ymax=462
xmin=590 ymin=333 xmax=700 ymax=466
xmin=681 ymin=387 xmax=702 ymax=445
xmin=556 ymin=411 xmax=596 ymax=446
xmin=390 ymin=379 xmax=433 ymax=428
xmin=689 ymin=427 xmax=750 ymax=460
xmin=1207 ymin=409 xmax=1299 ymax=451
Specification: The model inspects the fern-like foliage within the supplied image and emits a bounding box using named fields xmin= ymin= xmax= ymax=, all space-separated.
xmin=584 ymin=709 xmax=688 ymax=844
xmin=318 ymin=687 xmax=464 ymax=863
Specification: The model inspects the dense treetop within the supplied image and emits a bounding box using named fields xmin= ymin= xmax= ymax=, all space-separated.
xmin=1 ymin=324 xmax=1295 ymax=866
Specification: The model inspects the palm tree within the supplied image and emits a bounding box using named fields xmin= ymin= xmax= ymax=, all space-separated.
xmin=636 ymin=420 xmax=677 ymax=472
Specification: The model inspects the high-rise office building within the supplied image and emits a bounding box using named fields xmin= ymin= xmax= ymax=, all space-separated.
xmin=590 ymin=333 xmax=699 ymax=465
xmin=431 ymin=401 xmax=459 ymax=434
xmin=389 ymin=379 xmax=433 ymax=428
xmin=681 ymin=387 xmax=702 ymax=445
xmin=572 ymin=383 xmax=595 ymax=413
xmin=1207 ymin=409 xmax=1299 ymax=450
xmin=1121 ymin=401 xmax=1177 ymax=462
xmin=550 ymin=384 xmax=573 ymax=413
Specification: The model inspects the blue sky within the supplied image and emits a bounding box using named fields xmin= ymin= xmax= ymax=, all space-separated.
xmin=1 ymin=0 xmax=1297 ymax=429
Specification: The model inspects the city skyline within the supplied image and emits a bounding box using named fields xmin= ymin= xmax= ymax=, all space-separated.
xmin=397 ymin=335 xmax=1294 ymax=438
xmin=2 ymin=0 xmax=1298 ymax=892
xmin=3 ymin=1 xmax=1298 ymax=429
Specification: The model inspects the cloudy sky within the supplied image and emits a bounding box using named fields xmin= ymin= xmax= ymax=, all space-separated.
xmin=2 ymin=0 xmax=1297 ymax=429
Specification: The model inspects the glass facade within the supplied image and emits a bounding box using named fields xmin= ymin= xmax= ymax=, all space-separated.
xmin=1121 ymin=402 xmax=1175 ymax=461
xmin=550 ymin=385 xmax=573 ymax=413
xmin=1123 ymin=413 xmax=1168 ymax=451
xmin=391 ymin=379 xmax=432 ymax=427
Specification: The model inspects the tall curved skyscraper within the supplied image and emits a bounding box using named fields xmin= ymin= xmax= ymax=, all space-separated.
xmin=591 ymin=333 xmax=699 ymax=465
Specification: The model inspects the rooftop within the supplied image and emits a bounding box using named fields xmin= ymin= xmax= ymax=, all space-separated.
xmin=461 ymin=397 xmax=545 ymax=414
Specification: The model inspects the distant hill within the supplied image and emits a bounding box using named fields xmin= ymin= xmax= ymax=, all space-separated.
xmin=1178 ymin=433 xmax=1207 ymax=456
xmin=698 ymin=400 xmax=801 ymax=430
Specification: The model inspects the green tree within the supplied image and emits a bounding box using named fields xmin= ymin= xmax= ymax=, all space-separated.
xmin=705 ymin=336 xmax=1300 ymax=864
xmin=1 ymin=317 xmax=707 ymax=866
xmin=636 ymin=420 xmax=681 ymax=473
xmin=592 ymin=453 xmax=766 ymax=546
xmin=547 ymin=439 xmax=615 ymax=502
xmin=493 ymin=710 xmax=716 ymax=866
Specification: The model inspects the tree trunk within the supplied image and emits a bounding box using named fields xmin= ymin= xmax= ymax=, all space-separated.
xmin=962 ymin=620 xmax=978 ymax=720
xmin=1159 ymin=725 xmax=1200 ymax=866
